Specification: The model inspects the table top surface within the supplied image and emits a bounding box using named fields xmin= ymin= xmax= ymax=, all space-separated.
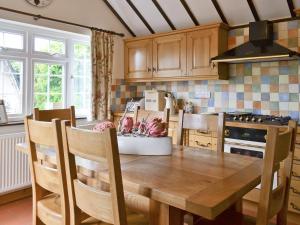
xmin=17 ymin=142 xmax=263 ymax=220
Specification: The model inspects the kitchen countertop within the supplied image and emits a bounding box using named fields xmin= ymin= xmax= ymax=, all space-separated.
xmin=113 ymin=112 xmax=291 ymax=130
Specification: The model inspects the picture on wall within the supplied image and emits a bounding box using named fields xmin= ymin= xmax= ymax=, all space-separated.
xmin=0 ymin=100 xmax=8 ymax=124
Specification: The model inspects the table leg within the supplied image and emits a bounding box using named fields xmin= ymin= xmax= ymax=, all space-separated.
xmin=149 ymin=200 xmax=184 ymax=225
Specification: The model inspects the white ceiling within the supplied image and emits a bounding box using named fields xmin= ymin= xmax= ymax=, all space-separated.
xmin=106 ymin=0 xmax=300 ymax=36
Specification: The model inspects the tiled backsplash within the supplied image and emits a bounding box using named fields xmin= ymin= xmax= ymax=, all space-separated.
xmin=111 ymin=20 xmax=300 ymax=121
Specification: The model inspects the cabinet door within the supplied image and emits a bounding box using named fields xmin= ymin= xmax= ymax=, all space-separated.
xmin=125 ymin=39 xmax=152 ymax=79
xmin=153 ymin=34 xmax=186 ymax=78
xmin=187 ymin=28 xmax=218 ymax=77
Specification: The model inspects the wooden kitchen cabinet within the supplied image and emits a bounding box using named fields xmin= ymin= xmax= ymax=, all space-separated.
xmin=124 ymin=39 xmax=152 ymax=80
xmin=124 ymin=23 xmax=229 ymax=82
xmin=187 ymin=27 xmax=228 ymax=79
xmin=153 ymin=33 xmax=187 ymax=78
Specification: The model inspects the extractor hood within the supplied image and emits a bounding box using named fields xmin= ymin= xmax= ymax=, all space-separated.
xmin=211 ymin=21 xmax=300 ymax=63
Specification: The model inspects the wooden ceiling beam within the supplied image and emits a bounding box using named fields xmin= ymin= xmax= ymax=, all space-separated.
xmin=152 ymin=0 xmax=176 ymax=30
xmin=126 ymin=0 xmax=155 ymax=34
xmin=211 ymin=0 xmax=228 ymax=25
xmin=247 ymin=0 xmax=260 ymax=21
xmin=102 ymin=0 xmax=136 ymax=37
xmin=287 ymin=0 xmax=296 ymax=17
xmin=179 ymin=0 xmax=199 ymax=26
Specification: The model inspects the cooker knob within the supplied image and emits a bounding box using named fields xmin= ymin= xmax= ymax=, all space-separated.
xmin=233 ymin=116 xmax=238 ymax=121
xmin=258 ymin=118 xmax=263 ymax=123
xmin=224 ymin=129 xmax=230 ymax=137
xmin=245 ymin=116 xmax=250 ymax=122
xmin=251 ymin=117 xmax=256 ymax=122
xmin=239 ymin=116 xmax=243 ymax=121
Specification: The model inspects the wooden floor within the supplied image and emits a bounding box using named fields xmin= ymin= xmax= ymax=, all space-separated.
xmin=0 ymin=198 xmax=298 ymax=225
xmin=0 ymin=198 xmax=32 ymax=225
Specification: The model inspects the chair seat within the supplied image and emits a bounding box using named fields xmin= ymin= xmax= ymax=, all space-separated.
xmin=37 ymin=194 xmax=148 ymax=225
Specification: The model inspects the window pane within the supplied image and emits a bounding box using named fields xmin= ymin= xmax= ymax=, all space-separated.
xmin=50 ymin=76 xmax=62 ymax=93
xmin=50 ymin=64 xmax=62 ymax=76
xmin=0 ymin=31 xmax=24 ymax=50
xmin=71 ymin=42 xmax=91 ymax=116
xmin=0 ymin=59 xmax=23 ymax=114
xmin=34 ymin=76 xmax=47 ymax=93
xmin=3 ymin=32 xmax=23 ymax=49
xmin=34 ymin=94 xmax=47 ymax=110
xmin=74 ymin=43 xmax=90 ymax=59
xmin=50 ymin=40 xmax=64 ymax=55
xmin=34 ymin=62 xmax=64 ymax=110
xmin=34 ymin=37 xmax=65 ymax=55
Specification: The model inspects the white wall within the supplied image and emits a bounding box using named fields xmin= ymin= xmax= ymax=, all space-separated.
xmin=0 ymin=0 xmax=129 ymax=78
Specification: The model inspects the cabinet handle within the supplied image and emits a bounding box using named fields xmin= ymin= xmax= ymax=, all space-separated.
xmin=290 ymin=202 xmax=300 ymax=212
xmin=195 ymin=141 xmax=211 ymax=148
xmin=294 ymin=156 xmax=300 ymax=164
xmin=292 ymin=171 xmax=300 ymax=179
xmin=196 ymin=130 xmax=209 ymax=134
xmin=211 ymin=62 xmax=216 ymax=70
xmin=153 ymin=67 xmax=157 ymax=72
xmin=291 ymin=187 xmax=300 ymax=195
xmin=147 ymin=67 xmax=151 ymax=72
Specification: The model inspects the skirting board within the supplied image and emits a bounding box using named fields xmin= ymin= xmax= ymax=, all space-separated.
xmin=0 ymin=188 xmax=32 ymax=205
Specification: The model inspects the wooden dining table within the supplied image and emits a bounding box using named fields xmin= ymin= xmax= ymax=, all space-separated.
xmin=16 ymin=143 xmax=263 ymax=225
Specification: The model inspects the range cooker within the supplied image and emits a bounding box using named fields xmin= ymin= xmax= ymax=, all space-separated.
xmin=224 ymin=113 xmax=291 ymax=189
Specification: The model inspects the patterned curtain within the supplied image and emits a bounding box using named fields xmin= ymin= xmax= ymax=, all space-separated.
xmin=91 ymin=30 xmax=114 ymax=121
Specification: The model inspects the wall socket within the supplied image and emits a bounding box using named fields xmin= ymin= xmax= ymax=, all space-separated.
xmin=194 ymin=91 xmax=211 ymax=99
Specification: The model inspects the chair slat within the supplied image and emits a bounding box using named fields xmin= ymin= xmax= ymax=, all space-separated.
xmin=34 ymin=162 xmax=60 ymax=194
xmin=66 ymin=127 xmax=107 ymax=162
xmin=28 ymin=119 xmax=55 ymax=147
xmin=34 ymin=106 xmax=76 ymax=127
xmin=74 ymin=179 xmax=114 ymax=224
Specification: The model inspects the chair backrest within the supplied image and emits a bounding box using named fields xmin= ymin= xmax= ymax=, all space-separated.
xmin=34 ymin=106 xmax=76 ymax=127
xmin=24 ymin=116 xmax=69 ymax=224
xmin=177 ymin=110 xmax=225 ymax=152
xmin=133 ymin=107 xmax=170 ymax=134
xmin=133 ymin=107 xmax=170 ymax=123
xmin=257 ymin=120 xmax=297 ymax=225
xmin=61 ymin=121 xmax=127 ymax=225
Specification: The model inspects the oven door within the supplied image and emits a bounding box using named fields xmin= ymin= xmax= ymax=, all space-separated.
xmin=224 ymin=138 xmax=277 ymax=189
xmin=224 ymin=138 xmax=265 ymax=158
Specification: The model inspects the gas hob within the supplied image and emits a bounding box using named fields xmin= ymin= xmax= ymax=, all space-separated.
xmin=226 ymin=112 xmax=291 ymax=125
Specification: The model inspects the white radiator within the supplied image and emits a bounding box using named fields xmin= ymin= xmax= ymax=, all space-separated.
xmin=0 ymin=132 xmax=31 ymax=194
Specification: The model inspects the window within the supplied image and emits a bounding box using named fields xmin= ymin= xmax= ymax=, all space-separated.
xmin=0 ymin=59 xmax=23 ymax=115
xmin=71 ymin=42 xmax=91 ymax=116
xmin=34 ymin=62 xmax=64 ymax=110
xmin=0 ymin=20 xmax=91 ymax=120
xmin=34 ymin=36 xmax=65 ymax=55
xmin=0 ymin=31 xmax=24 ymax=50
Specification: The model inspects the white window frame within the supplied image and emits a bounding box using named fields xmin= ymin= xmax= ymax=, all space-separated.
xmin=0 ymin=19 xmax=91 ymax=122
xmin=32 ymin=34 xmax=67 ymax=58
xmin=0 ymin=56 xmax=26 ymax=120
xmin=0 ymin=28 xmax=26 ymax=54
xmin=32 ymin=59 xmax=67 ymax=110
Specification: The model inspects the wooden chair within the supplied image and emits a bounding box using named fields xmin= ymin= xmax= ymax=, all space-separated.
xmin=24 ymin=116 xmax=69 ymax=225
xmin=197 ymin=120 xmax=297 ymax=225
xmin=177 ymin=110 xmax=226 ymax=152
xmin=61 ymin=121 xmax=148 ymax=225
xmin=133 ymin=107 xmax=170 ymax=135
xmin=34 ymin=106 xmax=76 ymax=127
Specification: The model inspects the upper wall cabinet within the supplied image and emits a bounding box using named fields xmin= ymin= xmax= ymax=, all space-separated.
xmin=125 ymin=39 xmax=152 ymax=79
xmin=153 ymin=33 xmax=187 ymax=78
xmin=124 ymin=23 xmax=228 ymax=82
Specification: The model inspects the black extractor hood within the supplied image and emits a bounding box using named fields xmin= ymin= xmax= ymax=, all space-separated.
xmin=211 ymin=21 xmax=300 ymax=63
